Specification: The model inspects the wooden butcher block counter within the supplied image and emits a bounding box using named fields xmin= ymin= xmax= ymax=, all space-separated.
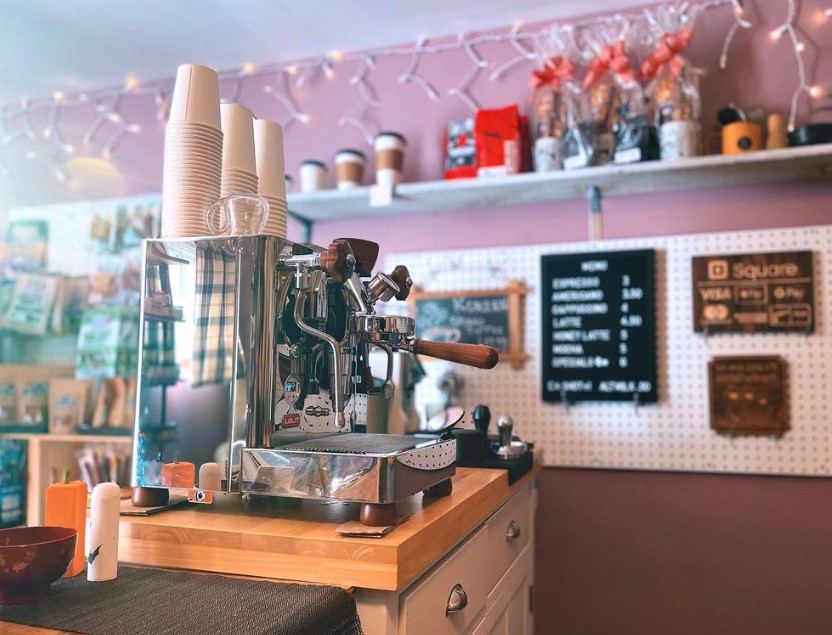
xmin=1 ymin=463 xmax=539 ymax=635
xmin=120 ymin=463 xmax=539 ymax=635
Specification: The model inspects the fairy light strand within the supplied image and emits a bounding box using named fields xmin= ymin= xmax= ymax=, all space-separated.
xmin=447 ymin=35 xmax=489 ymax=112
xmin=338 ymin=55 xmax=381 ymax=143
xmin=765 ymin=0 xmax=817 ymax=130
xmin=398 ymin=37 xmax=440 ymax=101
xmin=263 ymin=70 xmax=309 ymax=129
xmin=719 ymin=0 xmax=753 ymax=69
xmin=6 ymin=0 xmax=822 ymax=182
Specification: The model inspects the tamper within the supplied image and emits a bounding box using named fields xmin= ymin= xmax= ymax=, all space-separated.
xmin=496 ymin=415 xmax=520 ymax=460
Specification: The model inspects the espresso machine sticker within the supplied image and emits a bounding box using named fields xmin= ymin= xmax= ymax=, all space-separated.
xmin=692 ymin=251 xmax=814 ymax=333
xmin=540 ymin=249 xmax=657 ymax=403
xmin=708 ymin=356 xmax=789 ymax=438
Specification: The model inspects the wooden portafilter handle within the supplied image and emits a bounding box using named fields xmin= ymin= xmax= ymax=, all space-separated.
xmin=410 ymin=339 xmax=499 ymax=370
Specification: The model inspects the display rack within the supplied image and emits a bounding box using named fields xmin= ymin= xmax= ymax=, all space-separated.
xmin=0 ymin=432 xmax=133 ymax=525
xmin=287 ymin=145 xmax=832 ymax=239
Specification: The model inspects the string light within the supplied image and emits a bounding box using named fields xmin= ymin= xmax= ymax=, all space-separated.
xmin=398 ymin=36 xmax=440 ymax=101
xmin=719 ymin=0 xmax=753 ymax=69
xmin=765 ymin=0 xmax=816 ymax=131
xmin=448 ymin=34 xmax=489 ymax=112
xmin=263 ymin=69 xmax=309 ymax=129
xmin=223 ymin=62 xmax=257 ymax=103
xmin=488 ymin=22 xmax=538 ymax=81
xmin=1 ymin=0 xmax=821 ymax=179
xmin=154 ymin=86 xmax=170 ymax=122
xmin=339 ymin=55 xmax=380 ymax=143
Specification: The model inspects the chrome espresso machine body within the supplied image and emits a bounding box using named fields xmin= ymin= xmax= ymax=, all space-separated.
xmin=132 ymin=235 xmax=496 ymax=521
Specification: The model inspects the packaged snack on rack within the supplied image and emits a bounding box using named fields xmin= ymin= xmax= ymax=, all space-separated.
xmin=444 ymin=117 xmax=477 ymax=179
xmin=611 ymin=20 xmax=660 ymax=164
xmin=474 ymin=105 xmax=529 ymax=177
xmin=642 ymin=5 xmax=700 ymax=160
xmin=529 ymin=27 xmax=580 ymax=172
xmin=566 ymin=20 xmax=637 ymax=169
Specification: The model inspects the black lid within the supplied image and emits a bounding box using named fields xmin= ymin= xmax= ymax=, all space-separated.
xmin=374 ymin=131 xmax=407 ymax=144
xmin=334 ymin=148 xmax=367 ymax=160
xmin=299 ymin=159 xmax=327 ymax=169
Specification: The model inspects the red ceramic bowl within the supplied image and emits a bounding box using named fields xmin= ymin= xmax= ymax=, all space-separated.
xmin=0 ymin=526 xmax=77 ymax=604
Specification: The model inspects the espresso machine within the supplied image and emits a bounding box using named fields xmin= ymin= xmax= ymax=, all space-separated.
xmin=133 ymin=235 xmax=497 ymax=524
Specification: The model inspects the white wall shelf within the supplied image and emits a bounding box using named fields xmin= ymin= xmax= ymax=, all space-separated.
xmin=287 ymin=144 xmax=832 ymax=222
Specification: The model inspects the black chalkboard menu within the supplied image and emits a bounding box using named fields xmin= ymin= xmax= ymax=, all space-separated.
xmin=692 ymin=250 xmax=814 ymax=333
xmin=541 ymin=249 xmax=657 ymax=403
xmin=415 ymin=294 xmax=510 ymax=350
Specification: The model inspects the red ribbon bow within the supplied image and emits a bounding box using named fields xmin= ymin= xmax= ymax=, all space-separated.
xmin=640 ymin=27 xmax=694 ymax=81
xmin=530 ymin=55 xmax=576 ymax=91
xmin=582 ymin=40 xmax=635 ymax=91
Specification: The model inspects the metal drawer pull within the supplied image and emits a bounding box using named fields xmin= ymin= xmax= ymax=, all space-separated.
xmin=505 ymin=520 xmax=521 ymax=542
xmin=446 ymin=583 xmax=468 ymax=616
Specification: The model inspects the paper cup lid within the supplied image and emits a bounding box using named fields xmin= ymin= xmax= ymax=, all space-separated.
xmin=300 ymin=160 xmax=327 ymax=169
xmin=374 ymin=131 xmax=407 ymax=145
xmin=335 ymin=148 xmax=367 ymax=161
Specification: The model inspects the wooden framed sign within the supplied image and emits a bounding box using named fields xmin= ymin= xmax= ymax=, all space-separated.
xmin=410 ymin=280 xmax=528 ymax=369
xmin=708 ymin=356 xmax=789 ymax=438
xmin=692 ymin=250 xmax=814 ymax=333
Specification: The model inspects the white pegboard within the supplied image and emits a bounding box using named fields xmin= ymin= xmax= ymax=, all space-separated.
xmin=386 ymin=224 xmax=832 ymax=476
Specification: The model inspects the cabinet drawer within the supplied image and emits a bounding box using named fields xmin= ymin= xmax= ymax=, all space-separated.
xmin=485 ymin=484 xmax=532 ymax=592
xmin=400 ymin=525 xmax=489 ymax=635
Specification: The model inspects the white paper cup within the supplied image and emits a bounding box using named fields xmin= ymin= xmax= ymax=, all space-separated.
xmin=168 ymin=64 xmax=221 ymax=129
xmin=299 ymin=161 xmax=327 ymax=192
xmin=374 ymin=132 xmax=406 ymax=187
xmin=253 ymin=119 xmax=287 ymax=200
xmin=220 ymin=103 xmax=257 ymax=173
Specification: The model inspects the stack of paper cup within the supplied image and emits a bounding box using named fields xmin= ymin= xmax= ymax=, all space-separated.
xmin=220 ymin=103 xmax=259 ymax=199
xmin=161 ymin=64 xmax=223 ymax=238
xmin=253 ymin=119 xmax=288 ymax=238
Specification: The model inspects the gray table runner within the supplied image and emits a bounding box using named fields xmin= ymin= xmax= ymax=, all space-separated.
xmin=0 ymin=566 xmax=364 ymax=635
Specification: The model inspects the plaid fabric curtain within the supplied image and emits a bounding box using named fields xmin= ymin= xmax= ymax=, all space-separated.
xmin=192 ymin=243 xmax=238 ymax=387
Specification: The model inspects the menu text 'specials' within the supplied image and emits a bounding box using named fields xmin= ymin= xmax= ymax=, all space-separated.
xmin=540 ymin=249 xmax=658 ymax=403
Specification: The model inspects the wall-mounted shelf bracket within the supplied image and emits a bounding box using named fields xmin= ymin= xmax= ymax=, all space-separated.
xmin=587 ymin=185 xmax=602 ymax=241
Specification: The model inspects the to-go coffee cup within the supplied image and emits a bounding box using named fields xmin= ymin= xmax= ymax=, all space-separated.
xmin=335 ymin=149 xmax=366 ymax=190
xmin=374 ymin=132 xmax=407 ymax=188
xmin=299 ymin=160 xmax=327 ymax=192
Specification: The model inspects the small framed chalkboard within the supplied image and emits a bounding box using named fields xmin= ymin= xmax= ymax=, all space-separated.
xmin=410 ymin=280 xmax=528 ymax=369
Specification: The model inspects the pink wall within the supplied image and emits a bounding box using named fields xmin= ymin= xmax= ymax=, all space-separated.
xmin=5 ymin=3 xmax=832 ymax=634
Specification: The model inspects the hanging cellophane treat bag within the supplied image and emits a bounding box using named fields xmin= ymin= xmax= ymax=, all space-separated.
xmin=612 ymin=19 xmax=660 ymax=164
xmin=641 ymin=4 xmax=700 ymax=161
xmin=529 ymin=26 xmax=580 ymax=172
xmin=565 ymin=19 xmax=633 ymax=169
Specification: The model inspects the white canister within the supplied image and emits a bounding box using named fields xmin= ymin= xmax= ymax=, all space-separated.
xmin=86 ymin=482 xmax=120 ymax=582
xmin=298 ymin=160 xmax=327 ymax=192
xmin=659 ymin=120 xmax=699 ymax=161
